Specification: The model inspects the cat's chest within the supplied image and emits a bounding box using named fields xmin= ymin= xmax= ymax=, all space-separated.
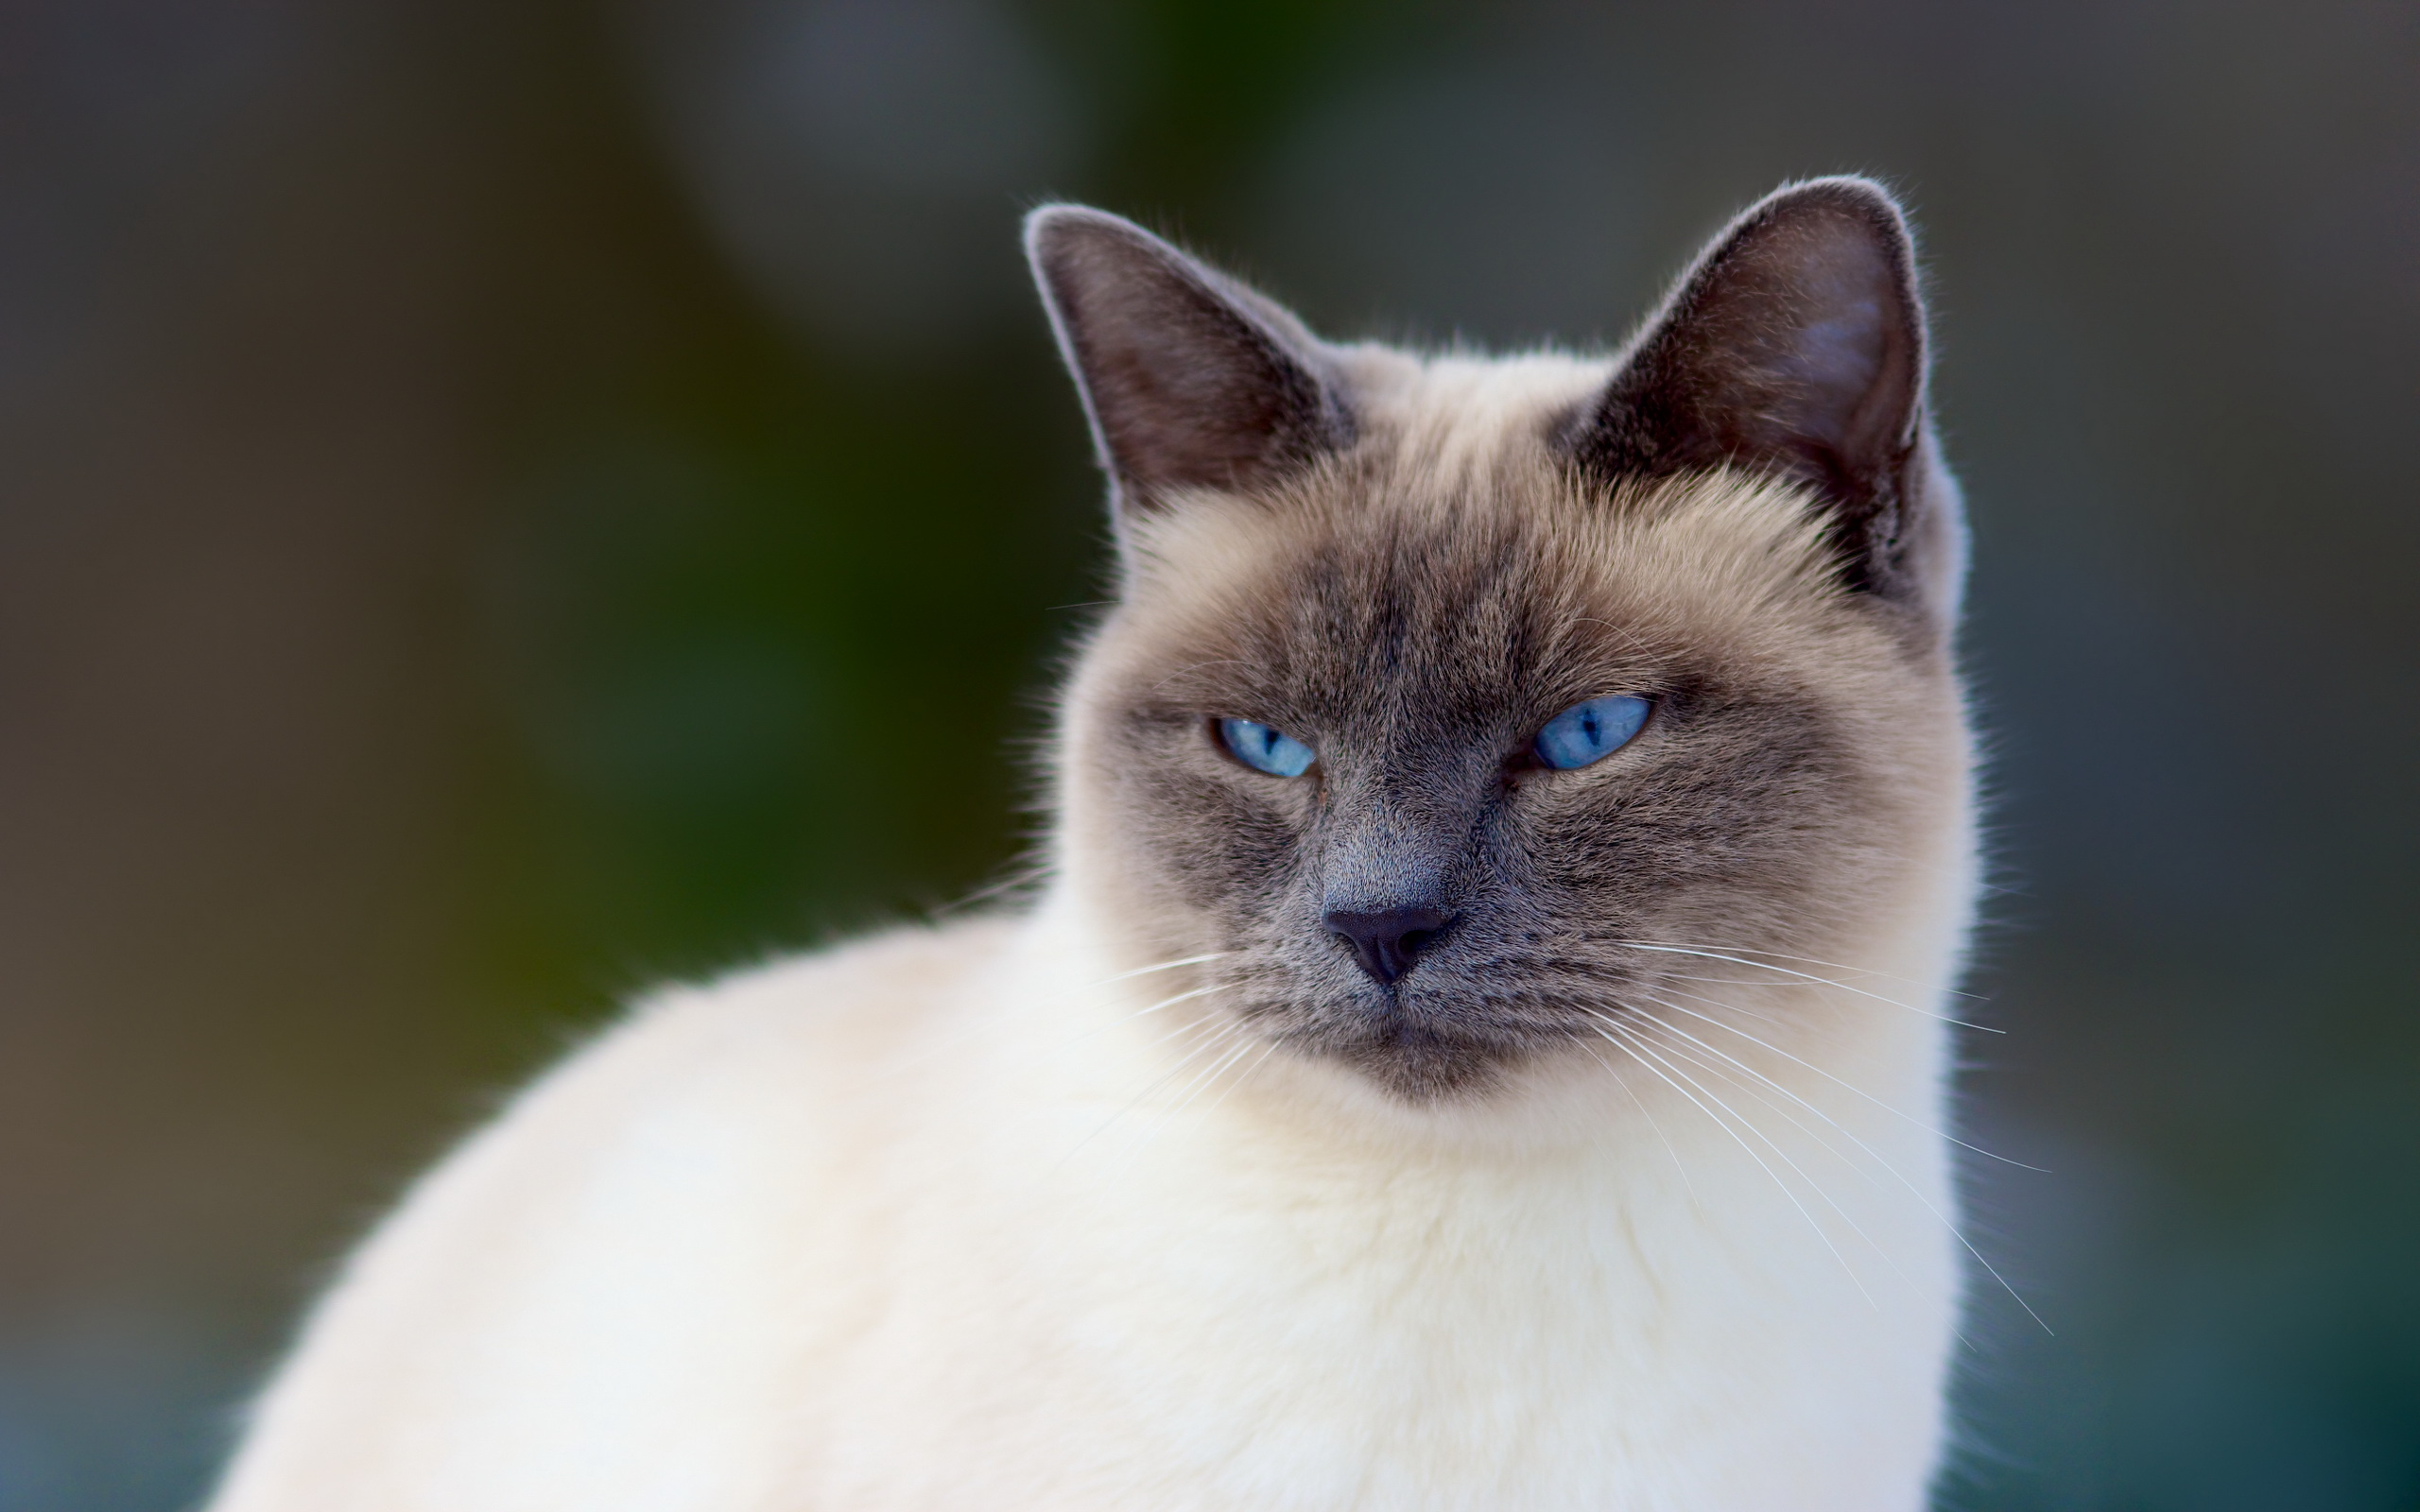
xmin=778 ymin=968 xmax=1955 ymax=1508
xmin=805 ymin=1125 xmax=1829 ymax=1505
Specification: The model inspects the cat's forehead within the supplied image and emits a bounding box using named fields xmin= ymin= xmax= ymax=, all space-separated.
xmin=1111 ymin=354 xmax=1851 ymax=713
xmin=1331 ymin=347 xmax=1613 ymax=495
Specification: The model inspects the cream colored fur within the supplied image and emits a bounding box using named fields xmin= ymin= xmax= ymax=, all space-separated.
xmin=209 ymin=352 xmax=1977 ymax=1511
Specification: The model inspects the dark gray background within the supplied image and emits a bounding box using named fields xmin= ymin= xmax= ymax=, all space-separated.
xmin=2 ymin=1 xmax=2413 ymax=1506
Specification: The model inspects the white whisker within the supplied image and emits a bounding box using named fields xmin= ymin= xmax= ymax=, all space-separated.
xmin=1643 ymin=989 xmax=2046 ymax=1172
xmin=1620 ymin=1013 xmax=1884 ymax=1191
xmin=1618 ymin=941 xmax=2001 ymax=1033
xmin=1194 ymin=1040 xmax=1283 ymax=1125
xmin=1623 ymin=938 xmax=1985 ymax=1001
xmin=870 ymin=976 xmax=1237 ymax=1085
xmin=1085 ymin=953 xmax=1229 ymax=988
xmin=1627 ymin=995 xmax=2050 ymax=1335
xmin=1110 ymin=980 xmax=1235 ymax=1025
xmin=1576 ymin=1041 xmax=1698 ymax=1208
xmin=1094 ymin=1031 xmax=1262 ymax=1181
xmin=1162 ymin=1039 xmax=1262 ymax=1124
xmin=1596 ymin=1012 xmax=1885 ymax=1301
xmin=1057 ymin=1017 xmax=1248 ymax=1166
xmin=1622 ymin=1012 xmax=1989 ymax=1348
xmin=1582 ymin=1014 xmax=1874 ymax=1305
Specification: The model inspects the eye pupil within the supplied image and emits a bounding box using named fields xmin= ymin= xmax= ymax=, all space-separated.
xmin=1219 ymin=717 xmax=1316 ymax=778
xmin=1533 ymin=695 xmax=1651 ymax=770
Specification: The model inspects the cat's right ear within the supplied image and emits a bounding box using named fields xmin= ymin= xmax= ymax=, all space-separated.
xmin=1024 ymin=206 xmax=1353 ymax=520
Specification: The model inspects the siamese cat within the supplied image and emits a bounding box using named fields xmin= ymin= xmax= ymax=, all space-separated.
xmin=210 ymin=177 xmax=1981 ymax=1511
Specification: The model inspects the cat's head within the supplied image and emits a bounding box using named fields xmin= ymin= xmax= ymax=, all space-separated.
xmin=1030 ymin=180 xmax=1971 ymax=1103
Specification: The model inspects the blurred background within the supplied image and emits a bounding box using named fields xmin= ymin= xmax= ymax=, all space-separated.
xmin=2 ymin=0 xmax=2414 ymax=1506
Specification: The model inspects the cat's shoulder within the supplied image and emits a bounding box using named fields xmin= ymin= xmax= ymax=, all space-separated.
xmin=404 ymin=914 xmax=1021 ymax=1205
xmin=334 ymin=917 xmax=1018 ymax=1268
xmin=565 ymin=912 xmax=1023 ymax=1103
xmin=211 ymin=918 xmax=1028 ymax=1499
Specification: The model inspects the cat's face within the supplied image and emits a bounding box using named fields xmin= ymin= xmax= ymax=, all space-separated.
xmin=1064 ymin=458 xmax=1962 ymax=1099
xmin=1032 ymin=182 xmax=1969 ymax=1101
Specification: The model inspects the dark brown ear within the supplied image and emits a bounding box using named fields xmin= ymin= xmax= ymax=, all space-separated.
xmin=1564 ymin=178 xmax=1934 ymax=599
xmin=1025 ymin=206 xmax=1353 ymax=517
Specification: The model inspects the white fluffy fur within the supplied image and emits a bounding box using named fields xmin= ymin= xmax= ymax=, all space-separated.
xmin=210 ymin=347 xmax=1977 ymax=1512
xmin=212 ymin=862 xmax=1971 ymax=1509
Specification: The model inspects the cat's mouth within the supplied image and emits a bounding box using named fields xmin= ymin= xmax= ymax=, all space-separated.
xmin=1233 ymin=961 xmax=1639 ymax=1100
xmin=1273 ymin=1010 xmax=1524 ymax=1099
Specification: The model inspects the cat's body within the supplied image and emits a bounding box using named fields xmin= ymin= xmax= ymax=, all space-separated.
xmin=211 ymin=180 xmax=1980 ymax=1511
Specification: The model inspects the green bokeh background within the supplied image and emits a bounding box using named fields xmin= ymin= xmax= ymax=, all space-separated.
xmin=2 ymin=1 xmax=2414 ymax=1507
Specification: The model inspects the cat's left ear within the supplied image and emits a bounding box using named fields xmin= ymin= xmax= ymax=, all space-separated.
xmin=1563 ymin=178 xmax=1956 ymax=614
xmin=1025 ymin=206 xmax=1353 ymax=523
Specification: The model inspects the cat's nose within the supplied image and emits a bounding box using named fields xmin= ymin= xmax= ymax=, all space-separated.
xmin=1323 ymin=906 xmax=1454 ymax=986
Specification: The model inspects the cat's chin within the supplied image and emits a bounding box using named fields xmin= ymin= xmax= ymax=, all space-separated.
xmin=1327 ymin=1037 xmax=1520 ymax=1102
xmin=1230 ymin=967 xmax=1637 ymax=1104
xmin=1263 ymin=1001 xmax=1553 ymax=1104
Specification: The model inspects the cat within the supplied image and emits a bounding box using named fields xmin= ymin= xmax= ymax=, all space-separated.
xmin=208 ymin=176 xmax=1979 ymax=1511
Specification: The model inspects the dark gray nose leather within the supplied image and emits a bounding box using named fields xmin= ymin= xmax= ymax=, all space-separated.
xmin=1323 ymin=906 xmax=1453 ymax=986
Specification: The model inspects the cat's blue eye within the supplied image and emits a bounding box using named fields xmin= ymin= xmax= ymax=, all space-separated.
xmin=1219 ymin=717 xmax=1316 ymax=778
xmin=1533 ymin=695 xmax=1651 ymax=770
